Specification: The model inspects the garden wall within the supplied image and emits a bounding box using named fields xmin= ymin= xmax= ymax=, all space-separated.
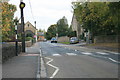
xmin=2 ymin=43 xmax=22 ymax=63
xmin=94 ymin=35 xmax=120 ymax=43
xmin=58 ymin=36 xmax=69 ymax=42
xmin=2 ymin=41 xmax=33 ymax=63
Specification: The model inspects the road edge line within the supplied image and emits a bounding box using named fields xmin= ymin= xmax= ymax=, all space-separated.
xmin=40 ymin=48 xmax=47 ymax=78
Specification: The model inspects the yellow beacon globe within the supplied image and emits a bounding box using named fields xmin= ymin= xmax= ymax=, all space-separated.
xmin=21 ymin=4 xmax=25 ymax=8
xmin=20 ymin=2 xmax=25 ymax=9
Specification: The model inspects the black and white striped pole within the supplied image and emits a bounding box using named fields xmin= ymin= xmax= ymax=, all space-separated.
xmin=15 ymin=19 xmax=18 ymax=56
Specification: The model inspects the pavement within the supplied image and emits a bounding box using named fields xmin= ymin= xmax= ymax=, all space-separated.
xmin=2 ymin=53 xmax=39 ymax=79
xmin=2 ymin=43 xmax=40 ymax=79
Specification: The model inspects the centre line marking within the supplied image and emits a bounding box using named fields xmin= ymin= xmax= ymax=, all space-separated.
xmin=45 ymin=57 xmax=59 ymax=78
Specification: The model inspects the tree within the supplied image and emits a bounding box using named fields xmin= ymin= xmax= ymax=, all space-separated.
xmin=67 ymin=25 xmax=76 ymax=37
xmin=45 ymin=24 xmax=57 ymax=40
xmin=1 ymin=2 xmax=16 ymax=41
xmin=72 ymin=2 xmax=119 ymax=42
xmin=38 ymin=28 xmax=46 ymax=33
xmin=56 ymin=16 xmax=69 ymax=37
xmin=108 ymin=2 xmax=120 ymax=34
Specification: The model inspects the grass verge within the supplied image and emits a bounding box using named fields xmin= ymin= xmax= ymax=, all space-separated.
xmin=86 ymin=43 xmax=119 ymax=48
xmin=59 ymin=42 xmax=70 ymax=44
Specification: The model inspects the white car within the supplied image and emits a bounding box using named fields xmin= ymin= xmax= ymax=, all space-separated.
xmin=70 ymin=37 xmax=79 ymax=44
xmin=51 ymin=37 xmax=57 ymax=43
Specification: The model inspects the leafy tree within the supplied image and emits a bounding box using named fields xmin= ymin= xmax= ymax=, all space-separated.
xmin=1 ymin=2 xmax=16 ymax=41
xmin=108 ymin=2 xmax=120 ymax=34
xmin=67 ymin=25 xmax=77 ymax=37
xmin=56 ymin=16 xmax=69 ymax=37
xmin=45 ymin=24 xmax=57 ymax=40
xmin=38 ymin=28 xmax=46 ymax=33
xmin=72 ymin=2 xmax=119 ymax=42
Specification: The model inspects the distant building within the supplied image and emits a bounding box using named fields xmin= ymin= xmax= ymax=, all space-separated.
xmin=24 ymin=21 xmax=37 ymax=37
xmin=17 ymin=21 xmax=38 ymax=41
xmin=71 ymin=14 xmax=84 ymax=39
xmin=37 ymin=32 xmax=45 ymax=41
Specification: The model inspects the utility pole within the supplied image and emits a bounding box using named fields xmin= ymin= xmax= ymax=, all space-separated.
xmin=19 ymin=0 xmax=26 ymax=52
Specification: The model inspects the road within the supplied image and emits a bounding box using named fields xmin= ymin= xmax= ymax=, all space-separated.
xmin=39 ymin=41 xmax=119 ymax=78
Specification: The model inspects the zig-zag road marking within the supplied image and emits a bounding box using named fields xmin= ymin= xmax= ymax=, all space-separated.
xmin=45 ymin=57 xmax=59 ymax=78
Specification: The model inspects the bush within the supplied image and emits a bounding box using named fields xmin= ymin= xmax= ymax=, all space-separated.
xmin=25 ymin=37 xmax=32 ymax=41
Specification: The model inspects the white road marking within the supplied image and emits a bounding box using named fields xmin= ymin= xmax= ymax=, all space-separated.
xmin=108 ymin=58 xmax=120 ymax=64
xmin=111 ymin=52 xmax=119 ymax=54
xmin=45 ymin=57 xmax=59 ymax=78
xmin=81 ymin=52 xmax=92 ymax=55
xmin=40 ymin=49 xmax=47 ymax=78
xmin=75 ymin=50 xmax=78 ymax=51
xmin=52 ymin=54 xmax=61 ymax=56
xmin=66 ymin=53 xmax=77 ymax=56
xmin=82 ymin=52 xmax=120 ymax=64
xmin=96 ymin=52 xmax=108 ymax=55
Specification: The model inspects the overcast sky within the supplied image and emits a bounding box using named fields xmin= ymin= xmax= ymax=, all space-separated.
xmin=9 ymin=0 xmax=74 ymax=31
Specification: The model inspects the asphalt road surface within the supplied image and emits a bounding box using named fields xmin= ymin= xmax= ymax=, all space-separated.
xmin=39 ymin=41 xmax=119 ymax=78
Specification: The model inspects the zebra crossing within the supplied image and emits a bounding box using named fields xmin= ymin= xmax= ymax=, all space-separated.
xmin=48 ymin=51 xmax=120 ymax=64
xmin=50 ymin=51 xmax=115 ymax=57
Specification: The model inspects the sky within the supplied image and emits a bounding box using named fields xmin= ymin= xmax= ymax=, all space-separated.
xmin=9 ymin=0 xmax=74 ymax=31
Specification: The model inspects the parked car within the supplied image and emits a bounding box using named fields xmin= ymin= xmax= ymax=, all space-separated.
xmin=70 ymin=37 xmax=79 ymax=44
xmin=51 ymin=37 xmax=57 ymax=43
xmin=43 ymin=38 xmax=47 ymax=42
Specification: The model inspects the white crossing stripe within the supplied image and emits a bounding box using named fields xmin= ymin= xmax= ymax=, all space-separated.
xmin=81 ymin=52 xmax=92 ymax=55
xmin=96 ymin=52 xmax=108 ymax=55
xmin=66 ymin=53 xmax=77 ymax=56
xmin=52 ymin=54 xmax=61 ymax=56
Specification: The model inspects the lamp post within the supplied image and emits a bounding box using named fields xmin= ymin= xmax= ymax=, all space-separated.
xmin=19 ymin=1 xmax=25 ymax=52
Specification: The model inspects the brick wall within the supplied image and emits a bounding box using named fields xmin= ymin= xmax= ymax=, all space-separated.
xmin=58 ymin=36 xmax=69 ymax=42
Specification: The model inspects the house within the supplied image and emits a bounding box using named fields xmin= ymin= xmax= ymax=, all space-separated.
xmin=17 ymin=21 xmax=38 ymax=41
xmin=71 ymin=14 xmax=84 ymax=39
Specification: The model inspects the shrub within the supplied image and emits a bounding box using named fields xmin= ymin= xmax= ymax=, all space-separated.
xmin=25 ymin=37 xmax=32 ymax=41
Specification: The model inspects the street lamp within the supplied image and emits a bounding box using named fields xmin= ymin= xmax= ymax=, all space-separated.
xmin=19 ymin=1 xmax=25 ymax=52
